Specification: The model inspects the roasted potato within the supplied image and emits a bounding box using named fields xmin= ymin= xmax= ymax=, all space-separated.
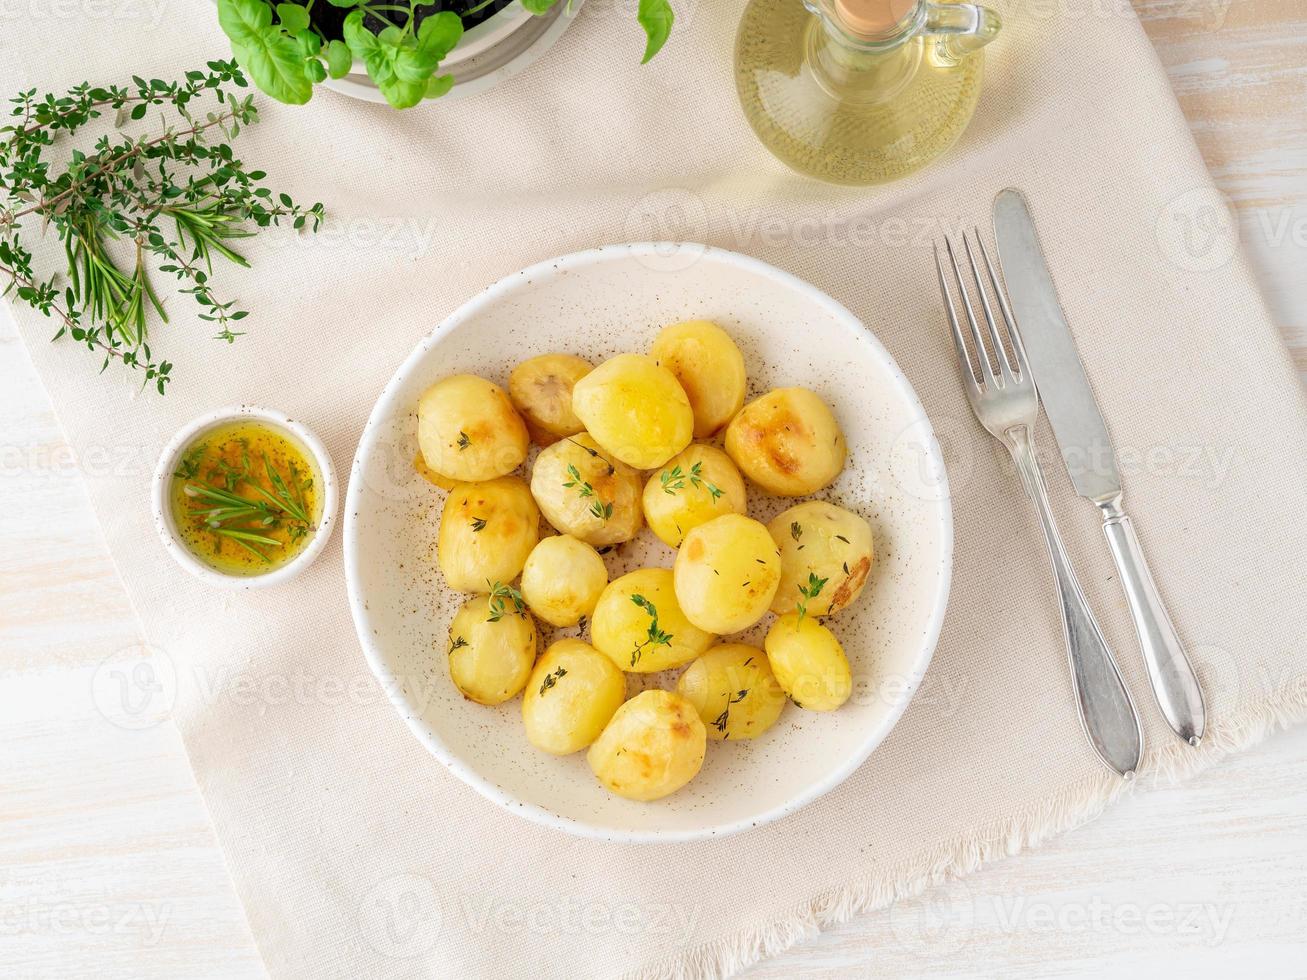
xmin=522 ymin=639 xmax=626 ymax=754
xmin=438 ymin=477 xmax=539 ymax=592
xmin=586 ymin=690 xmax=707 ymax=801
xmin=508 ymin=354 xmax=592 ymax=445
xmin=641 ymin=444 xmax=747 ymax=548
xmin=650 ymin=320 xmax=747 ymax=438
xmin=520 ymin=535 xmax=608 ymax=628
xmin=414 ymin=450 xmax=457 ymax=490
xmin=768 ymin=501 xmax=874 ymax=617
xmin=417 ymin=374 xmax=529 ymax=482
xmin=591 ymin=568 xmax=715 ymax=673
xmin=673 ymin=514 xmax=781 ymax=634
xmin=571 ymin=353 xmax=694 ymax=469
xmin=724 ymin=387 xmax=846 ymax=496
xmin=676 ymin=644 xmax=785 ymax=740
xmin=529 ymin=433 xmax=643 ymax=547
xmin=764 ymin=613 xmax=852 ymax=712
xmin=447 ymin=592 xmax=537 ymax=706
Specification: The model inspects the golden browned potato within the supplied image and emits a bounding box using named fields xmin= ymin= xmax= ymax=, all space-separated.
xmin=571 ymin=353 xmax=694 ymax=469
xmin=641 ymin=444 xmax=747 ymax=548
xmin=650 ymin=320 xmax=747 ymax=438
xmin=417 ymin=374 xmax=528 ymax=482
xmin=590 ymin=568 xmax=715 ymax=673
xmin=521 ymin=639 xmax=626 ymax=755
xmin=447 ymin=592 xmax=537 ymax=705
xmin=508 ymin=354 xmax=592 ymax=445
xmin=520 ymin=535 xmax=608 ymax=627
xmin=414 ymin=450 xmax=456 ymax=490
xmin=768 ymin=501 xmax=874 ymax=617
xmin=586 ymin=690 xmax=707 ymax=801
xmin=676 ymin=644 xmax=785 ymax=740
xmin=764 ymin=613 xmax=852 ymax=711
xmin=724 ymin=387 xmax=846 ymax=496
xmin=529 ymin=434 xmax=643 ymax=547
xmin=673 ymin=514 xmax=781 ymax=634
xmin=438 ymin=477 xmax=539 ymax=592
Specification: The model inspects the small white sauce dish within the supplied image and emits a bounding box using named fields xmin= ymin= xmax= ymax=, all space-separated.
xmin=152 ymin=405 xmax=338 ymax=589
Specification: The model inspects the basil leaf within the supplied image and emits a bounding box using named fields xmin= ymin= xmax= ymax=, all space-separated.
xmin=637 ymin=0 xmax=673 ymax=63
xmin=325 ymin=39 xmax=353 ymax=78
xmin=393 ymin=43 xmax=440 ymax=84
xmin=343 ymin=11 xmax=426 ymax=108
xmin=425 ymin=73 xmax=454 ymax=99
xmin=417 ymin=10 xmax=463 ymax=58
xmin=275 ymin=2 xmax=309 ymax=33
xmin=217 ymin=0 xmax=315 ymax=104
xmin=305 ymin=58 xmax=327 ymax=82
xmin=520 ymin=0 xmax=558 ymax=12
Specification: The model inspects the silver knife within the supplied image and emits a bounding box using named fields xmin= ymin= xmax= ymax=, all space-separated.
xmin=993 ymin=188 xmax=1207 ymax=746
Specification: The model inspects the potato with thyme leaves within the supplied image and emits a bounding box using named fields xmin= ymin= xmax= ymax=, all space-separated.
xmin=447 ymin=588 xmax=537 ymax=706
xmin=641 ymin=444 xmax=747 ymax=548
xmin=676 ymin=644 xmax=785 ymax=741
xmin=724 ymin=387 xmax=846 ymax=496
xmin=508 ymin=353 xmax=593 ymax=446
xmin=768 ymin=500 xmax=874 ymax=617
xmin=673 ymin=514 xmax=781 ymax=635
xmin=764 ymin=613 xmax=853 ymax=712
xmin=522 ymin=639 xmax=626 ymax=755
xmin=520 ymin=534 xmax=608 ymax=628
xmin=418 ymin=374 xmax=528 ymax=483
xmin=590 ymin=568 xmax=714 ymax=673
xmin=587 ymin=690 xmax=707 ymax=801
xmin=650 ymin=319 xmax=747 ymax=438
xmin=571 ymin=353 xmax=694 ymax=469
xmin=529 ymin=434 xmax=643 ymax=547
xmin=437 ymin=477 xmax=539 ymax=593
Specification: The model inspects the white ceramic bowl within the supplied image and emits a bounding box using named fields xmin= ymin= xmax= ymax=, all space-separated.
xmin=153 ymin=405 xmax=339 ymax=589
xmin=345 ymin=243 xmax=953 ymax=841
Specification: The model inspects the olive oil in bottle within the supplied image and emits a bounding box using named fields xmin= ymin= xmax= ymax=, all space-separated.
xmin=735 ymin=0 xmax=1001 ymax=186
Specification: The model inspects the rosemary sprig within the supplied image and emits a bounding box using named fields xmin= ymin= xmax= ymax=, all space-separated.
xmin=177 ymin=445 xmax=312 ymax=561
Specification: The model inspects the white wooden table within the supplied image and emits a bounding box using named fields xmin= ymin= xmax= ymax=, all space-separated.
xmin=2 ymin=3 xmax=1304 ymax=975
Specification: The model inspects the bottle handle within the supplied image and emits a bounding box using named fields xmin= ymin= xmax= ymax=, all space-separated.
xmin=921 ymin=2 xmax=1001 ymax=57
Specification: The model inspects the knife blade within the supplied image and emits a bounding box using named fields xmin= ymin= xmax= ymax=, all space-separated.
xmin=992 ymin=187 xmax=1207 ymax=746
xmin=991 ymin=188 xmax=1119 ymax=504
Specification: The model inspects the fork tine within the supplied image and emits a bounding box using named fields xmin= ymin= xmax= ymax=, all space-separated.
xmin=943 ymin=235 xmax=998 ymax=388
xmin=963 ymin=231 xmax=1016 ymax=385
xmin=933 ymin=242 xmax=980 ymax=394
xmin=974 ymin=229 xmax=1032 ymax=382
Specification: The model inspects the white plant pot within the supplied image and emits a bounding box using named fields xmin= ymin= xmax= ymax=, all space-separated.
xmin=324 ymin=0 xmax=584 ymax=104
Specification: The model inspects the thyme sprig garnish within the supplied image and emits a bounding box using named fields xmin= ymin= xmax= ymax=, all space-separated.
xmin=628 ymin=593 xmax=673 ymax=668
xmin=176 ymin=446 xmax=312 ymax=562
xmin=660 ymin=461 xmax=723 ymax=501
xmin=796 ymin=572 xmax=828 ymax=623
xmin=0 ymin=63 xmax=324 ymax=392
xmin=562 ymin=463 xmax=613 ymax=521
xmin=712 ymin=688 xmax=749 ymax=737
xmin=538 ymin=666 xmax=568 ymax=696
xmin=470 ymin=516 xmax=487 ymax=532
xmin=486 ymin=581 xmax=526 ymax=623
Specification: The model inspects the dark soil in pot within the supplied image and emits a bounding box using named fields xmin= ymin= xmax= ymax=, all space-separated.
xmin=308 ymin=0 xmax=517 ymax=42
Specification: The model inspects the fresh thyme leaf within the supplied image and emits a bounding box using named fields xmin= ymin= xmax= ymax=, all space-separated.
xmin=486 ymin=580 xmax=526 ymax=622
xmin=628 ymin=593 xmax=673 ymax=667
xmin=661 ymin=460 xmax=724 ymax=501
xmin=457 ymin=431 xmax=471 ymax=450
xmin=449 ymin=635 xmax=468 ymax=653
xmin=564 ymin=463 xmax=612 ymax=521
xmin=835 ymin=534 xmax=850 ymax=544
xmin=712 ymin=688 xmax=749 ymax=736
xmin=538 ymin=665 xmax=568 ymax=696
xmin=470 ymin=516 xmax=487 ymax=532
xmin=796 ymin=572 xmax=829 ymax=623
xmin=790 ymin=521 xmax=803 ymax=542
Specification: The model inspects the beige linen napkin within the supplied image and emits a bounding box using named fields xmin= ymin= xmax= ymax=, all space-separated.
xmin=5 ymin=0 xmax=1307 ymax=976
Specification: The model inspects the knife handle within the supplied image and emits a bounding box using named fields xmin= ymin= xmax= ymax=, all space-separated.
xmin=1099 ymin=506 xmax=1207 ymax=746
xmin=1008 ymin=429 xmax=1143 ymax=777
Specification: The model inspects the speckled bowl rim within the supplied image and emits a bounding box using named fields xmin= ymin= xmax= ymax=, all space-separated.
xmin=344 ymin=242 xmax=954 ymax=842
xmin=152 ymin=405 xmax=339 ymax=590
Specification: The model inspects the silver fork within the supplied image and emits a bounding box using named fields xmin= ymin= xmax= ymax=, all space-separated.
xmin=935 ymin=231 xmax=1143 ymax=779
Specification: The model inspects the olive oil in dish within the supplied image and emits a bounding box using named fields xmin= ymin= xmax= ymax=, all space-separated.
xmin=735 ymin=0 xmax=1001 ymax=185
xmin=169 ymin=421 xmax=321 ymax=576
